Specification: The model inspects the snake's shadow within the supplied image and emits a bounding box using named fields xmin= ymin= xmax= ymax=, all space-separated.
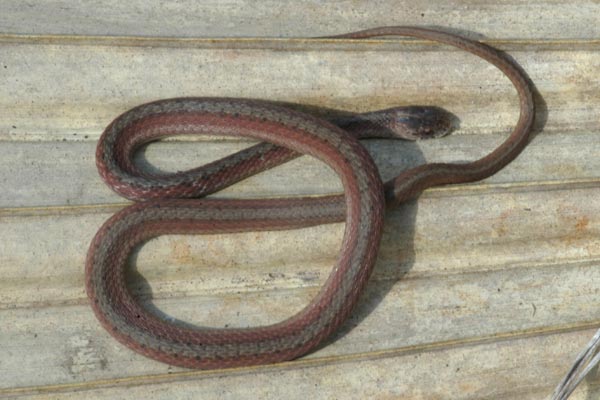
xmin=312 ymin=149 xmax=427 ymax=351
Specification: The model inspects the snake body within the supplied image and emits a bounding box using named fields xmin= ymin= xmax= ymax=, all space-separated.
xmin=86 ymin=26 xmax=535 ymax=369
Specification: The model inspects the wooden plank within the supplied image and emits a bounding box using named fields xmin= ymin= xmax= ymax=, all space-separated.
xmin=1 ymin=44 xmax=599 ymax=141
xmin=1 ymin=260 xmax=599 ymax=388
xmin=1 ymin=0 xmax=599 ymax=39
xmin=1 ymin=185 xmax=599 ymax=308
xmin=1 ymin=131 xmax=600 ymax=208
xmin=2 ymin=328 xmax=598 ymax=399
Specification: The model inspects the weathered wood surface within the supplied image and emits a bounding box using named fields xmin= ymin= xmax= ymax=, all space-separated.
xmin=2 ymin=44 xmax=600 ymax=141
xmin=1 ymin=0 xmax=599 ymax=39
xmin=1 ymin=1 xmax=600 ymax=399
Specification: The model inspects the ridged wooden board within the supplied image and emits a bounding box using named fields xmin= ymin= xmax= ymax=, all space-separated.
xmin=1 ymin=131 xmax=600 ymax=208
xmin=1 ymin=0 xmax=599 ymax=39
xmin=1 ymin=330 xmax=599 ymax=399
xmin=1 ymin=1 xmax=599 ymax=399
xmin=1 ymin=44 xmax=600 ymax=141
xmin=1 ymin=184 xmax=600 ymax=306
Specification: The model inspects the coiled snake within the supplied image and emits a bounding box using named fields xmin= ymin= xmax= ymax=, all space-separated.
xmin=86 ymin=26 xmax=535 ymax=369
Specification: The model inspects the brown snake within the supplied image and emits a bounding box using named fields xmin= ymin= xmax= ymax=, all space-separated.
xmin=86 ymin=26 xmax=535 ymax=369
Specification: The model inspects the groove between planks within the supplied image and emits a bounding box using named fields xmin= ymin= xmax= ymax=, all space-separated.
xmin=2 ymin=34 xmax=600 ymax=51
xmin=2 ymin=177 xmax=600 ymax=218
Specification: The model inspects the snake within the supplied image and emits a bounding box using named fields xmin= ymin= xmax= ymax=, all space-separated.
xmin=86 ymin=26 xmax=535 ymax=369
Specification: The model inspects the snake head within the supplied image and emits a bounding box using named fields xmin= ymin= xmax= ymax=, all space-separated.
xmin=333 ymin=105 xmax=459 ymax=141
xmin=388 ymin=105 xmax=459 ymax=141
